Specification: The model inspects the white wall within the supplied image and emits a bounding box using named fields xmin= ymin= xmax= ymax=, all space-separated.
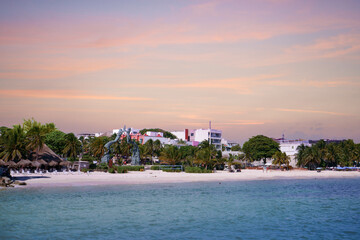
xmin=171 ymin=130 xmax=185 ymax=140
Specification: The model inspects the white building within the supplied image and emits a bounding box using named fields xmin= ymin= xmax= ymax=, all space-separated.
xmin=277 ymin=139 xmax=311 ymax=167
xmin=171 ymin=128 xmax=222 ymax=150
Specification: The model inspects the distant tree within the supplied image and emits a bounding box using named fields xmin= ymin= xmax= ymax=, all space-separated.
xmin=231 ymin=144 xmax=241 ymax=151
xmin=120 ymin=138 xmax=131 ymax=159
xmin=295 ymin=144 xmax=307 ymax=167
xmin=26 ymin=125 xmax=47 ymax=161
xmin=89 ymin=136 xmax=108 ymax=159
xmin=242 ymin=135 xmax=279 ymax=164
xmin=0 ymin=125 xmax=27 ymax=161
xmin=63 ymin=133 xmax=81 ymax=161
xmin=272 ymin=151 xmax=290 ymax=168
xmin=159 ymin=145 xmax=181 ymax=165
xmin=45 ymin=130 xmax=67 ymax=155
xmin=153 ymin=140 xmax=162 ymax=157
xmin=195 ymin=140 xmax=217 ymax=169
xmin=22 ymin=118 xmax=56 ymax=134
xmin=139 ymin=128 xmax=177 ymax=139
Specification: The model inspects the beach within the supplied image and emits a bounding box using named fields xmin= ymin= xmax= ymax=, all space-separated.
xmin=11 ymin=169 xmax=360 ymax=188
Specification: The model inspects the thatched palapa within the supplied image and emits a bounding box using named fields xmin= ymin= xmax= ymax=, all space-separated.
xmin=17 ymin=159 xmax=32 ymax=168
xmin=59 ymin=161 xmax=71 ymax=167
xmin=36 ymin=159 xmax=48 ymax=166
xmin=48 ymin=160 xmax=58 ymax=167
xmin=31 ymin=144 xmax=63 ymax=163
xmin=0 ymin=159 xmax=6 ymax=167
xmin=6 ymin=161 xmax=17 ymax=168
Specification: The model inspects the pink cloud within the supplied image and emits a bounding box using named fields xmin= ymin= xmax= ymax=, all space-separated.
xmin=0 ymin=89 xmax=153 ymax=101
xmin=276 ymin=108 xmax=349 ymax=116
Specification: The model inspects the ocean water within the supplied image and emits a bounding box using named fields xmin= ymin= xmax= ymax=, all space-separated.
xmin=1 ymin=178 xmax=360 ymax=240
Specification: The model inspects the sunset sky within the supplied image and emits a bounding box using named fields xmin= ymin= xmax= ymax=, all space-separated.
xmin=1 ymin=0 xmax=360 ymax=144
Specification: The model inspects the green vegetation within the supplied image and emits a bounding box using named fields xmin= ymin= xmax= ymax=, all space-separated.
xmin=81 ymin=168 xmax=89 ymax=173
xmin=97 ymin=162 xmax=108 ymax=170
xmin=3 ymin=118 xmax=359 ymax=173
xmin=117 ymin=166 xmax=144 ymax=171
xmin=242 ymin=135 xmax=279 ymax=164
xmin=139 ymin=128 xmax=177 ymax=139
xmin=296 ymin=140 xmax=360 ymax=169
xmin=108 ymin=168 xmax=116 ymax=174
xmin=63 ymin=133 xmax=81 ymax=161
xmin=117 ymin=166 xmax=128 ymax=173
xmin=162 ymin=168 xmax=181 ymax=172
xmin=45 ymin=130 xmax=66 ymax=156
xmin=272 ymin=151 xmax=290 ymax=168
xmin=231 ymin=144 xmax=241 ymax=151
xmin=185 ymin=166 xmax=212 ymax=173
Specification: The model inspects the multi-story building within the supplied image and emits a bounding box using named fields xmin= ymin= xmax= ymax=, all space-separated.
xmin=171 ymin=128 xmax=222 ymax=150
xmin=274 ymin=137 xmax=311 ymax=167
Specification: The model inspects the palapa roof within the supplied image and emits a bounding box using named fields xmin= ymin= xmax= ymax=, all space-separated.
xmin=17 ymin=159 xmax=32 ymax=167
xmin=0 ymin=159 xmax=6 ymax=166
xmin=31 ymin=144 xmax=63 ymax=163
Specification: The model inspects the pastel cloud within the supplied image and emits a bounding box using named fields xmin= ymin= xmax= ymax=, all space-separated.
xmin=276 ymin=108 xmax=349 ymax=116
xmin=0 ymin=90 xmax=153 ymax=101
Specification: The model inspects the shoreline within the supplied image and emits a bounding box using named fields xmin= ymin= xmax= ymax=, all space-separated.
xmin=6 ymin=169 xmax=360 ymax=188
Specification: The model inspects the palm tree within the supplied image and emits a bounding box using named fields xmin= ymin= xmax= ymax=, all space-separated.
xmin=153 ymin=139 xmax=162 ymax=157
xmin=324 ymin=143 xmax=339 ymax=167
xmin=303 ymin=147 xmax=321 ymax=170
xmin=63 ymin=133 xmax=80 ymax=161
xmin=272 ymin=151 xmax=283 ymax=167
xmin=89 ymin=137 xmax=107 ymax=159
xmin=120 ymin=138 xmax=131 ymax=159
xmin=0 ymin=125 xmax=27 ymax=161
xmin=26 ymin=125 xmax=46 ymax=161
xmin=111 ymin=140 xmax=122 ymax=160
xmin=226 ymin=154 xmax=235 ymax=172
xmin=296 ymin=144 xmax=307 ymax=167
xmin=159 ymin=145 xmax=181 ymax=165
xmin=144 ymin=139 xmax=154 ymax=161
xmin=272 ymin=151 xmax=290 ymax=169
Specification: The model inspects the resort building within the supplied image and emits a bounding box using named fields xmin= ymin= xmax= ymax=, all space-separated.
xmin=274 ymin=137 xmax=311 ymax=167
xmin=118 ymin=130 xmax=177 ymax=145
xmin=221 ymin=139 xmax=239 ymax=151
xmin=171 ymin=128 xmax=223 ymax=150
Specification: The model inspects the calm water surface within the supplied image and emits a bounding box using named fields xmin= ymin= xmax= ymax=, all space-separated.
xmin=1 ymin=178 xmax=360 ymax=240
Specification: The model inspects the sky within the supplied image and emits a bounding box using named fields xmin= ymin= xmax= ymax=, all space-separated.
xmin=0 ymin=0 xmax=360 ymax=144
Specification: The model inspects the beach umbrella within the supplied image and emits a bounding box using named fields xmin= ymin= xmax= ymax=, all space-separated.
xmin=6 ymin=161 xmax=17 ymax=168
xmin=59 ymin=161 xmax=71 ymax=167
xmin=17 ymin=159 xmax=32 ymax=168
xmin=31 ymin=161 xmax=41 ymax=168
xmin=37 ymin=159 xmax=48 ymax=166
xmin=48 ymin=160 xmax=59 ymax=167
xmin=0 ymin=159 xmax=7 ymax=166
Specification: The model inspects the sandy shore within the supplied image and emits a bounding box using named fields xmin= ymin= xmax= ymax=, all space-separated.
xmin=9 ymin=169 xmax=360 ymax=188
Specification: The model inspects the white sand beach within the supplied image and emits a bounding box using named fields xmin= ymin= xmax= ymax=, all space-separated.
xmin=11 ymin=169 xmax=360 ymax=188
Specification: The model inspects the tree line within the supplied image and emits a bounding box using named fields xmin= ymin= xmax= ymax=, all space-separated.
xmin=2 ymin=119 xmax=359 ymax=170
xmin=296 ymin=140 xmax=360 ymax=169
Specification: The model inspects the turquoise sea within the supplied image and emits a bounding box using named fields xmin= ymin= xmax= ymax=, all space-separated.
xmin=1 ymin=178 xmax=360 ymax=240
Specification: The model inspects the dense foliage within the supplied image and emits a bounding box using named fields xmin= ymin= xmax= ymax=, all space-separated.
xmin=139 ymin=128 xmax=177 ymax=139
xmin=296 ymin=140 xmax=360 ymax=169
xmin=242 ymin=135 xmax=279 ymax=164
